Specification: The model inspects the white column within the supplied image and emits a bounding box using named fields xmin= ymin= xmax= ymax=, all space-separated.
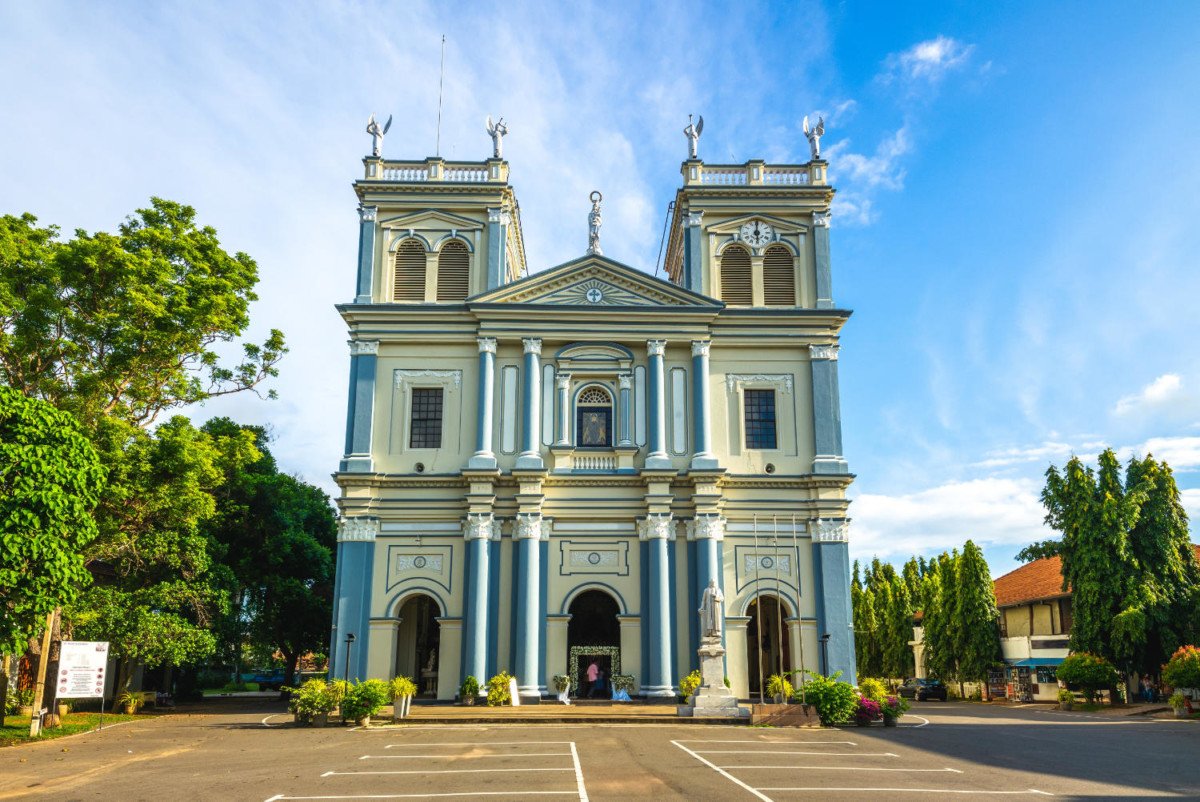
xmin=469 ymin=337 xmax=497 ymax=469
xmin=554 ymin=372 xmax=571 ymax=447
xmin=517 ymin=338 xmax=544 ymax=469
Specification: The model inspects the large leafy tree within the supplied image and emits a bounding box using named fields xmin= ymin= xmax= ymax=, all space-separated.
xmin=953 ymin=540 xmax=1002 ymax=686
xmin=0 ymin=201 xmax=285 ymax=428
xmin=851 ymin=563 xmax=883 ymax=679
xmin=0 ymin=388 xmax=105 ymax=724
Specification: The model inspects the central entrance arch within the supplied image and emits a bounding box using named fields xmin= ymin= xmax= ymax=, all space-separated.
xmin=395 ymin=594 xmax=441 ymax=698
xmin=746 ymin=595 xmax=791 ymax=699
xmin=566 ymin=589 xmax=620 ymax=698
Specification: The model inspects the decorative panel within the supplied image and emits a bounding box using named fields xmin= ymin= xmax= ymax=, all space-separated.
xmin=670 ymin=366 xmax=687 ymax=455
xmin=634 ymin=365 xmax=646 ymax=446
xmin=500 ymin=365 xmax=518 ymax=454
xmin=541 ymin=363 xmax=555 ymax=445
xmin=557 ymin=539 xmax=630 ymax=577
xmin=385 ymin=544 xmax=453 ymax=593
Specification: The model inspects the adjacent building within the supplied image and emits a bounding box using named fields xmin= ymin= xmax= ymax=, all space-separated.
xmin=328 ymin=134 xmax=856 ymax=699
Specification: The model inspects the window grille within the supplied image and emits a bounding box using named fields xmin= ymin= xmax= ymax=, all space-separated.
xmin=578 ymin=386 xmax=611 ymax=405
xmin=763 ymin=245 xmax=796 ymax=306
xmin=409 ymin=388 xmax=443 ymax=448
xmin=743 ymin=389 xmax=777 ymax=449
xmin=394 ymin=240 xmax=426 ymax=302
xmin=436 ymin=241 xmax=470 ymax=302
xmin=720 ymin=246 xmax=752 ymax=306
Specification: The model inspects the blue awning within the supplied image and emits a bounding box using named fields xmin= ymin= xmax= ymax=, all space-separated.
xmin=1008 ymin=657 xmax=1065 ymax=667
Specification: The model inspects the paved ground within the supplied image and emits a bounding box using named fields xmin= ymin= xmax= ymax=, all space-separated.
xmin=0 ymin=699 xmax=1196 ymax=800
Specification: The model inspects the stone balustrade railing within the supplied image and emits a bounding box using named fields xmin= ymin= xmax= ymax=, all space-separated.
xmin=363 ymin=157 xmax=508 ymax=183
xmin=683 ymin=159 xmax=826 ymax=187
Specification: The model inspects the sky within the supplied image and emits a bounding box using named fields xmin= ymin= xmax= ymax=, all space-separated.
xmin=3 ymin=1 xmax=1199 ymax=579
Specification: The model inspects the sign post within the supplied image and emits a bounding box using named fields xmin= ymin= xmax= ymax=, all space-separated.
xmin=56 ymin=641 xmax=109 ymax=729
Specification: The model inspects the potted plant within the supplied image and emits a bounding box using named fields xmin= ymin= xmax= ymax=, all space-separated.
xmin=486 ymin=671 xmax=513 ymax=706
xmin=854 ymin=696 xmax=882 ymax=726
xmin=881 ymin=695 xmax=909 ymax=726
xmin=766 ymin=674 xmax=794 ymax=704
xmin=117 ymin=690 xmax=142 ymax=715
xmin=56 ymin=698 xmax=71 ymax=719
xmin=341 ymin=679 xmax=390 ymax=726
xmin=678 ymin=670 xmax=702 ymax=703
xmin=1057 ymin=688 xmax=1075 ymax=711
xmin=287 ymin=678 xmax=337 ymax=726
xmin=1169 ymin=692 xmax=1191 ymax=719
xmin=611 ymin=675 xmax=636 ymax=701
xmin=552 ymin=674 xmax=571 ymax=695
xmin=389 ymin=676 xmax=418 ymax=720
xmin=460 ymin=675 xmax=480 ymax=705
xmin=16 ymin=688 xmax=34 ymax=717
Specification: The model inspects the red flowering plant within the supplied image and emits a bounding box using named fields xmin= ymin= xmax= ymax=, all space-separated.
xmin=854 ymin=696 xmax=882 ymax=725
xmin=881 ymin=695 xmax=909 ymax=719
xmin=1163 ymin=645 xmax=1200 ymax=692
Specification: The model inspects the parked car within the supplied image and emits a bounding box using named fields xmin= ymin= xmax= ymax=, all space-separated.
xmin=249 ymin=668 xmax=297 ymax=691
xmin=898 ymin=678 xmax=948 ymax=701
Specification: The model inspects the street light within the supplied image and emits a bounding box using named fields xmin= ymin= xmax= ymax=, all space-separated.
xmin=342 ymin=633 xmax=355 ymax=723
xmin=819 ymin=633 xmax=830 ymax=676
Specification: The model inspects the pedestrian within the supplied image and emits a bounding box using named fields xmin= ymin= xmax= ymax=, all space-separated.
xmin=589 ymin=666 xmax=606 ymax=698
xmin=585 ymin=660 xmax=599 ymax=697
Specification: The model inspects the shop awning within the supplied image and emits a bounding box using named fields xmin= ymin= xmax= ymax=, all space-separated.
xmin=1008 ymin=657 xmax=1065 ymax=667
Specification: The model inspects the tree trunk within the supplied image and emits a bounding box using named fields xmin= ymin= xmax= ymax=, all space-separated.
xmin=28 ymin=609 xmax=57 ymax=737
xmin=110 ymin=659 xmax=131 ymax=713
xmin=281 ymin=649 xmax=300 ymax=700
xmin=0 ymin=653 xmax=10 ymax=728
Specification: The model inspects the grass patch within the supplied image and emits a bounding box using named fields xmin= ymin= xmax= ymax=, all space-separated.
xmin=1 ymin=712 xmax=142 ymax=747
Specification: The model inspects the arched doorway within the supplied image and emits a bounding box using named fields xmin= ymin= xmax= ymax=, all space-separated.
xmin=395 ymin=594 xmax=441 ymax=697
xmin=746 ymin=595 xmax=791 ymax=699
xmin=567 ymin=589 xmax=620 ymax=698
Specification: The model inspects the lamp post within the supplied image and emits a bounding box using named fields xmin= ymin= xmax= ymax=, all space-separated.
xmin=342 ymin=633 xmax=356 ymax=723
xmin=819 ymin=633 xmax=830 ymax=676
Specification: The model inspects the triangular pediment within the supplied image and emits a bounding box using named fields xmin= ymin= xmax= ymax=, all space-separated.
xmin=706 ymin=213 xmax=808 ymax=236
xmin=380 ymin=209 xmax=484 ymax=231
xmin=470 ymin=254 xmax=719 ymax=307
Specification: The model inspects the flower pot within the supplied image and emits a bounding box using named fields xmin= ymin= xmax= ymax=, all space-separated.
xmin=1059 ymin=703 xmax=1073 ymax=711
xmin=356 ymin=716 xmax=371 ymax=727
xmin=856 ymin=719 xmax=870 ymax=727
xmin=17 ymin=705 xmax=32 ymax=717
xmin=883 ymin=714 xmax=897 ymax=727
xmin=462 ymin=695 xmax=476 ymax=706
xmin=312 ymin=712 xmax=329 ymax=727
xmin=1174 ymin=707 xmax=1188 ymax=719
xmin=57 ymin=704 xmax=69 ymax=718
xmin=123 ymin=704 xmax=137 ymax=715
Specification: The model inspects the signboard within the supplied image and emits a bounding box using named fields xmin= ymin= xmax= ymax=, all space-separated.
xmin=57 ymin=641 xmax=109 ymax=699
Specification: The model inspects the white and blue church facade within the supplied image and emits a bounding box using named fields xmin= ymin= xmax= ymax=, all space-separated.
xmin=329 ymin=141 xmax=856 ymax=700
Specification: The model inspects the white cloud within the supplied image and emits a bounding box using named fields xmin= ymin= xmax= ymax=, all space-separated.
xmin=1123 ymin=435 xmax=1200 ymax=471
xmin=850 ymin=477 xmax=1049 ymax=564
xmin=1182 ymin=489 xmax=1200 ymax=523
xmin=973 ymin=441 xmax=1076 ymax=469
xmin=883 ymin=36 xmax=975 ymax=86
xmin=827 ymin=127 xmax=910 ymax=225
xmin=1113 ymin=373 xmax=1188 ymax=416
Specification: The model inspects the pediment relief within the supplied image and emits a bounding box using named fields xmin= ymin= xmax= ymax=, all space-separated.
xmin=470 ymin=256 xmax=718 ymax=307
xmin=706 ymin=213 xmax=808 ymax=236
xmin=556 ymin=342 xmax=634 ymax=372
xmin=380 ymin=209 xmax=484 ymax=231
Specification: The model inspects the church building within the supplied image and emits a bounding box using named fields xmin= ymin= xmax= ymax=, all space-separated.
xmin=329 ymin=122 xmax=856 ymax=700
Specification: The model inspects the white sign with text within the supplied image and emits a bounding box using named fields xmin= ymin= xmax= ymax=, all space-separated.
xmin=57 ymin=641 xmax=109 ymax=699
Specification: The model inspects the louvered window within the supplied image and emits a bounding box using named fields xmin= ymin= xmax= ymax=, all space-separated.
xmin=720 ymin=246 xmax=752 ymax=306
xmin=763 ymin=246 xmax=796 ymax=306
xmin=436 ymin=240 xmax=470 ymax=302
xmin=393 ymin=240 xmax=426 ymax=302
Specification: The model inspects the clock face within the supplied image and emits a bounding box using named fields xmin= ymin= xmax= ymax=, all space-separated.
xmin=739 ymin=220 xmax=774 ymax=247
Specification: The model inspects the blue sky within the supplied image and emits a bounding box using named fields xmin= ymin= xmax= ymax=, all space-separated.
xmin=3 ymin=2 xmax=1198 ymax=577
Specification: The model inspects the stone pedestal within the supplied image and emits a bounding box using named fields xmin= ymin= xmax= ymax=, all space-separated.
xmin=678 ymin=638 xmax=749 ymax=719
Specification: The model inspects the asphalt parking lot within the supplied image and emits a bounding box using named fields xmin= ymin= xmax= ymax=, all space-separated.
xmin=0 ymin=699 xmax=1196 ymax=800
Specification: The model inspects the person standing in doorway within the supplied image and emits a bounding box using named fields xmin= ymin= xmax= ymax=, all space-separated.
xmin=585 ymin=659 xmax=599 ymax=697
xmin=589 ymin=665 xmax=606 ymax=698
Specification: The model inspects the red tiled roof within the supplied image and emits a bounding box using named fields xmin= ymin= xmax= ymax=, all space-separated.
xmin=993 ymin=544 xmax=1200 ymax=608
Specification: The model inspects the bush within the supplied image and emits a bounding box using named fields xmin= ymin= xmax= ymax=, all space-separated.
xmin=552 ymin=674 xmax=571 ymax=693
xmin=1163 ymin=645 xmax=1200 ymax=690
xmin=857 ymin=678 xmax=887 ymax=703
xmin=341 ymin=679 xmax=391 ymax=722
xmin=1057 ymin=653 xmax=1119 ymax=704
xmin=678 ymin=670 xmax=702 ymax=700
xmin=881 ymin=695 xmax=909 ymax=718
xmin=797 ymin=671 xmax=859 ymax=726
xmin=612 ymin=675 xmax=636 ymax=693
xmin=854 ymin=696 xmax=882 ymax=724
xmin=460 ymin=675 xmax=480 ymax=698
xmin=1169 ymin=691 xmax=1190 ymax=711
xmin=766 ymin=674 xmax=794 ymax=701
xmin=389 ymin=676 xmax=417 ymax=700
xmin=1057 ymin=688 xmax=1075 ymax=707
xmin=486 ymin=671 xmax=513 ymax=706
xmin=328 ymin=679 xmax=350 ymax=708
xmin=287 ymin=678 xmax=338 ymax=721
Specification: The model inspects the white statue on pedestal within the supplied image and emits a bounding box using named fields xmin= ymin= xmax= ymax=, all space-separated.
xmin=803 ymin=115 xmax=825 ymax=160
xmin=699 ymin=579 xmax=724 ymax=641
xmin=486 ymin=115 xmax=509 ymax=158
xmin=366 ymin=113 xmax=392 ymax=158
xmin=684 ymin=114 xmax=704 ymax=159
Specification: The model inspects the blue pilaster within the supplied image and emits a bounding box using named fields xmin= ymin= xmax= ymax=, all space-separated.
xmin=691 ymin=516 xmax=725 ymax=664
xmin=810 ymin=345 xmax=848 ymax=474
xmin=462 ymin=515 xmax=492 ymax=692
xmin=618 ymin=374 xmax=633 ymax=447
xmin=639 ymin=540 xmax=650 ymax=688
xmin=645 ymin=340 xmax=670 ymax=469
xmin=642 ymin=514 xmax=675 ymax=696
xmin=513 ymin=514 xmax=543 ymax=694
xmin=487 ymin=538 xmax=501 ymax=677
xmin=340 ymin=341 xmax=378 ymax=473
xmin=355 ymin=206 xmax=377 ymax=303
xmin=682 ymin=210 xmax=704 ymax=294
xmin=486 ymin=208 xmax=510 ymax=290
xmin=539 ymin=538 xmax=549 ymax=693
xmin=813 ymin=211 xmax=833 ymax=309
xmin=469 ymin=338 xmax=498 ymax=469
xmin=812 ymin=524 xmax=856 ymax=685
xmin=687 ymin=538 xmax=699 ymax=668
xmin=689 ymin=340 xmax=718 ymax=470
xmin=329 ymin=518 xmax=378 ymax=682
xmin=516 ymin=338 xmax=544 ymax=470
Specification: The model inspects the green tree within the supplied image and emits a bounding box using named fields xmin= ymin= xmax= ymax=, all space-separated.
xmin=953 ymin=540 xmax=1002 ymax=689
xmin=0 ymin=388 xmax=105 ymax=724
xmin=0 ymin=201 xmax=286 ymax=428
xmin=920 ymin=558 xmax=950 ymax=681
xmin=851 ymin=569 xmax=882 ymax=679
xmin=1057 ymin=652 xmax=1119 ymax=704
xmin=881 ymin=573 xmax=914 ymax=679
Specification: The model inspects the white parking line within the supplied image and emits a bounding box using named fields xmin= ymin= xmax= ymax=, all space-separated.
xmin=694 ymin=750 xmax=898 ymax=757
xmin=721 ymin=766 xmax=963 ymax=773
xmin=383 ymin=740 xmax=571 ymax=748
xmin=670 ymin=740 xmax=773 ymax=802
xmin=679 ymin=739 xmax=858 ymax=745
xmin=360 ymin=752 xmax=571 ymax=759
xmin=755 ymin=788 xmax=1052 ymax=796
xmin=267 ymin=792 xmax=579 ymax=800
xmin=322 ymin=768 xmax=575 ymax=777
xmin=569 ymin=741 xmax=589 ymax=802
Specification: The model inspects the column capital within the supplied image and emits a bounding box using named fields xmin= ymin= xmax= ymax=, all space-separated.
xmin=813 ymin=518 xmax=850 ymax=543
xmin=488 ymin=207 xmax=512 ymax=225
xmin=809 ymin=344 xmax=839 ymax=361
xmin=515 ymin=513 xmax=551 ymax=540
xmin=686 ymin=514 xmax=725 ymax=541
xmin=555 ymin=372 xmax=572 ymax=390
xmin=685 ymin=210 xmax=704 ymax=227
xmin=691 ymin=340 xmax=711 ymax=358
xmin=618 ymin=373 xmax=632 ymax=390
xmin=523 ymin=338 xmax=543 ymax=356
xmin=477 ymin=337 xmax=497 ymax=354
xmin=358 ymin=205 xmax=377 ymax=222
xmin=646 ymin=339 xmax=667 ymax=357
xmin=348 ymin=339 xmax=380 ymax=356
xmin=338 ymin=516 xmax=379 ymax=542
xmin=813 ymin=210 xmax=831 ymax=228
xmin=463 ymin=513 xmax=500 ymax=541
xmin=639 ymin=513 xmax=675 ymax=541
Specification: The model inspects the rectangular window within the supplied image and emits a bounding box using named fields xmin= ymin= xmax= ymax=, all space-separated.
xmin=409 ymin=388 xmax=443 ymax=448
xmin=1036 ymin=666 xmax=1058 ymax=684
xmin=743 ymin=389 xmax=777 ymax=449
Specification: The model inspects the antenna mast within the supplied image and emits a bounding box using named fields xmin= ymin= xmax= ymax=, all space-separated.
xmin=436 ymin=35 xmax=446 ymax=156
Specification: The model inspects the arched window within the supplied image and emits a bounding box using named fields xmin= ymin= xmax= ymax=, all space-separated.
xmin=393 ymin=240 xmax=426 ymax=302
xmin=576 ymin=385 xmax=613 ymax=447
xmin=720 ymin=245 xmax=752 ymax=306
xmin=763 ymin=245 xmax=795 ymax=306
xmin=436 ymin=240 xmax=470 ymax=302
